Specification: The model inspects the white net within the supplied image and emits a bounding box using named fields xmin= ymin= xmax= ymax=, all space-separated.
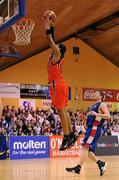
xmin=12 ymin=18 xmax=35 ymax=46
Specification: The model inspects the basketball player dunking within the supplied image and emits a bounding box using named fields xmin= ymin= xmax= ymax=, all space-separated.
xmin=66 ymin=90 xmax=110 ymax=175
xmin=43 ymin=10 xmax=78 ymax=151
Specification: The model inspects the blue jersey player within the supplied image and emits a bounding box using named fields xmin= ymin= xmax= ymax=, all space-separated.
xmin=66 ymin=90 xmax=110 ymax=176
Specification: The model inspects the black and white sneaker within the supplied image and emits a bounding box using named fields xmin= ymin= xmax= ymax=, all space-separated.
xmin=67 ymin=132 xmax=79 ymax=149
xmin=66 ymin=164 xmax=81 ymax=174
xmin=97 ymin=160 xmax=107 ymax=176
xmin=59 ymin=135 xmax=69 ymax=151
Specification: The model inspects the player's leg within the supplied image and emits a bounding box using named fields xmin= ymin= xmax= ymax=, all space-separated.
xmin=54 ymin=83 xmax=78 ymax=150
xmin=88 ymin=150 xmax=99 ymax=162
xmin=88 ymin=128 xmax=107 ymax=176
xmin=66 ymin=127 xmax=93 ymax=174
xmin=88 ymin=151 xmax=107 ymax=176
xmin=64 ymin=108 xmax=79 ymax=148
xmin=57 ymin=108 xmax=69 ymax=134
xmin=66 ymin=146 xmax=89 ymax=174
xmin=53 ymin=83 xmax=69 ymax=150
xmin=57 ymin=108 xmax=70 ymax=150
xmin=64 ymin=109 xmax=72 ymax=132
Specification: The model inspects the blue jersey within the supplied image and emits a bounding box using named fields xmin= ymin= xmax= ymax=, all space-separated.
xmin=82 ymin=102 xmax=106 ymax=152
xmin=86 ymin=102 xmax=105 ymax=128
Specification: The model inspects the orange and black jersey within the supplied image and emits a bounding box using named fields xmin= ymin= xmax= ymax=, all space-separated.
xmin=47 ymin=55 xmax=65 ymax=84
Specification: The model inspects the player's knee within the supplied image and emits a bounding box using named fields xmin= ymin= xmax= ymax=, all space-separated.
xmin=82 ymin=144 xmax=90 ymax=150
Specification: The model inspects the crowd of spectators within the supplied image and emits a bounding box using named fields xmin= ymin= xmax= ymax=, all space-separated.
xmin=102 ymin=110 xmax=119 ymax=136
xmin=0 ymin=105 xmax=119 ymax=137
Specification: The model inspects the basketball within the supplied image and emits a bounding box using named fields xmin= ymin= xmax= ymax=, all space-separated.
xmin=44 ymin=10 xmax=56 ymax=22
xmin=49 ymin=11 xmax=56 ymax=22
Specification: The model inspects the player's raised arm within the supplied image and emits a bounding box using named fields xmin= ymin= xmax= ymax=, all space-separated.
xmin=88 ymin=102 xmax=110 ymax=120
xmin=43 ymin=12 xmax=60 ymax=61
xmin=99 ymin=102 xmax=110 ymax=120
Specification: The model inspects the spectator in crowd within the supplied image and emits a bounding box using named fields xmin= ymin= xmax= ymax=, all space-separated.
xmin=34 ymin=122 xmax=41 ymax=135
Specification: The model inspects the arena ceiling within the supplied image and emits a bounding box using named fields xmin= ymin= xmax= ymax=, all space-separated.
xmin=0 ymin=0 xmax=119 ymax=71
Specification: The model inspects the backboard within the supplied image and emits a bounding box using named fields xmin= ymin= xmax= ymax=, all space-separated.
xmin=0 ymin=0 xmax=25 ymax=31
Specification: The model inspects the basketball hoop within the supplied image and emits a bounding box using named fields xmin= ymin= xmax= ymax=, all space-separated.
xmin=12 ymin=17 xmax=35 ymax=46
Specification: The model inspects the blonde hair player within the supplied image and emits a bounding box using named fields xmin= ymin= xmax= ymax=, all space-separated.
xmin=43 ymin=10 xmax=78 ymax=151
xmin=66 ymin=90 xmax=110 ymax=176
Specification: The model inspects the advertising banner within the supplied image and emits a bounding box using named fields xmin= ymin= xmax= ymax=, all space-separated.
xmin=83 ymin=88 xmax=119 ymax=102
xmin=20 ymin=84 xmax=49 ymax=99
xmin=41 ymin=100 xmax=52 ymax=108
xmin=19 ymin=99 xmax=36 ymax=109
xmin=50 ymin=136 xmax=84 ymax=158
xmin=20 ymin=84 xmax=71 ymax=100
xmin=0 ymin=83 xmax=20 ymax=98
xmin=10 ymin=136 xmax=50 ymax=159
xmin=95 ymin=136 xmax=119 ymax=156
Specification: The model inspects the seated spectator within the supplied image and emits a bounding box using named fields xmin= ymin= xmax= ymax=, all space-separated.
xmin=34 ymin=122 xmax=41 ymax=135
xmin=12 ymin=124 xmax=18 ymax=136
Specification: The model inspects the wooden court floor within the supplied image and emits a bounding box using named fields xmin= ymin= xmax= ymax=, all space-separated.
xmin=0 ymin=156 xmax=119 ymax=180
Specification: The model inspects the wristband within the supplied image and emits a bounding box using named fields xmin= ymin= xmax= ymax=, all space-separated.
xmin=46 ymin=29 xmax=52 ymax=35
xmin=50 ymin=26 xmax=54 ymax=40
